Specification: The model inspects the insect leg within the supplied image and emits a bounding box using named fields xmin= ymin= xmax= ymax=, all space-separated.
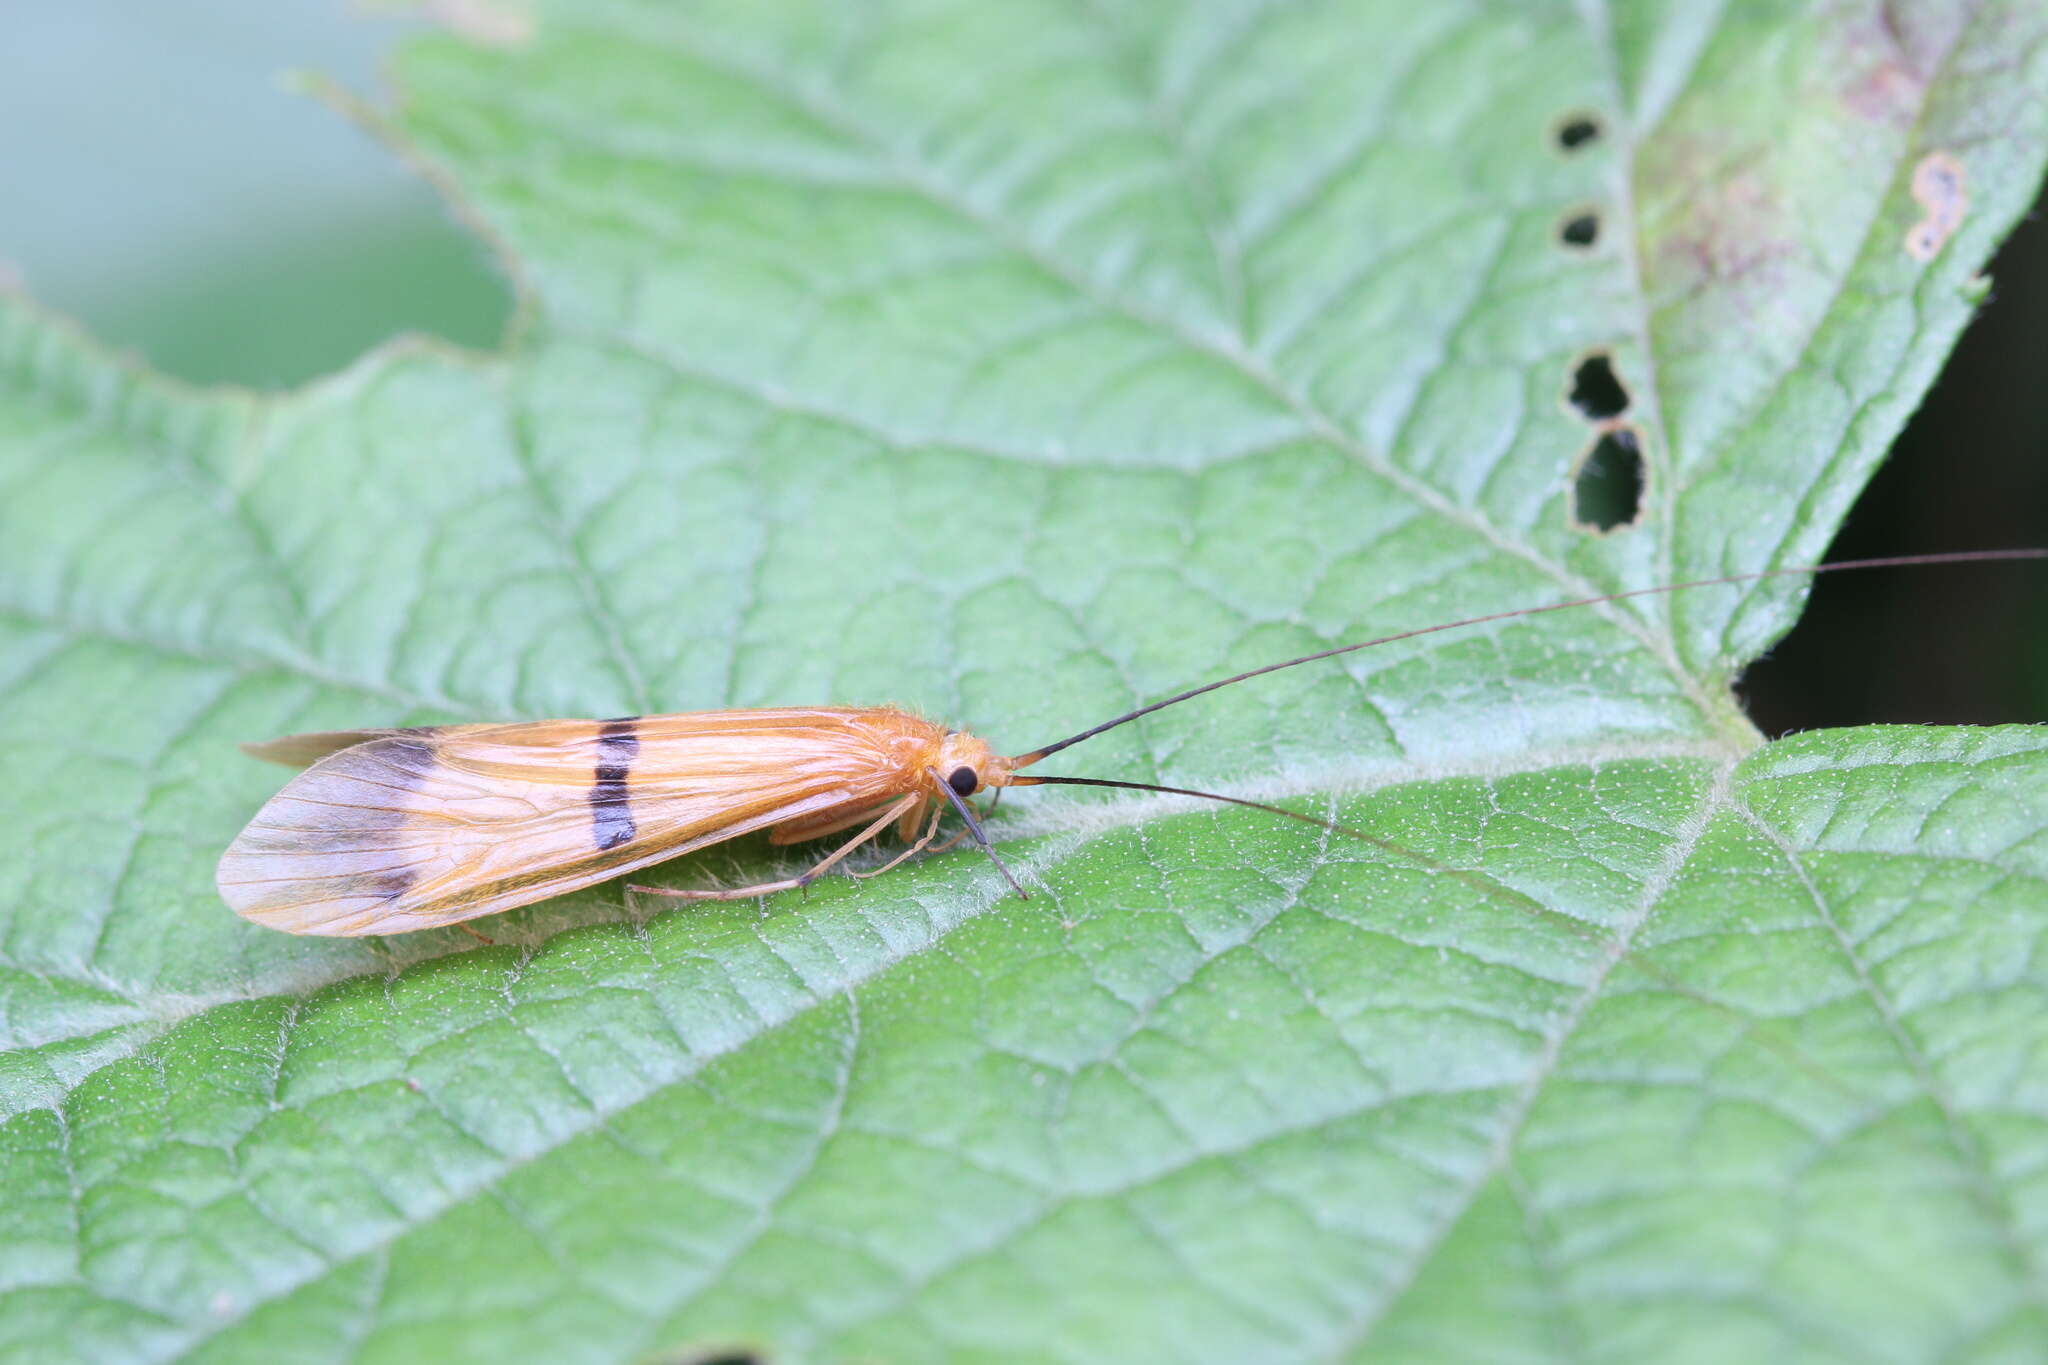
xmin=629 ymin=794 xmax=922 ymax=902
xmin=928 ymin=768 xmax=1027 ymax=899
xmin=849 ymin=800 xmax=945 ymax=879
xmin=925 ymin=786 xmax=1001 ymax=855
xmin=929 ymin=827 xmax=970 ymax=855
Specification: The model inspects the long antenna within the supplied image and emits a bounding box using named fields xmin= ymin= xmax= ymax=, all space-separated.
xmin=1011 ymin=548 xmax=2048 ymax=767
xmin=931 ymin=768 xmax=1028 ymax=899
xmin=1011 ymin=774 xmax=1372 ymax=841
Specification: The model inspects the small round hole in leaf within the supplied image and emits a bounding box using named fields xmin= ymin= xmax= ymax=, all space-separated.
xmin=1559 ymin=210 xmax=1600 ymax=248
xmin=1555 ymin=114 xmax=1603 ymax=151
xmin=1567 ymin=352 xmax=1629 ymax=420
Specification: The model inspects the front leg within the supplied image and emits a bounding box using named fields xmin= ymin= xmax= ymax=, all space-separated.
xmin=849 ymin=800 xmax=945 ymax=879
xmin=928 ymin=787 xmax=1001 ymax=855
xmin=629 ymin=794 xmax=921 ymax=903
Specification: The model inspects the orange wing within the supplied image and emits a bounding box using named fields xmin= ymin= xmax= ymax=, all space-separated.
xmin=217 ymin=708 xmax=938 ymax=935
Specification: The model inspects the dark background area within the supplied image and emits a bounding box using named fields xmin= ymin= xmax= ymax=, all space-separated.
xmin=1741 ymin=186 xmax=2048 ymax=733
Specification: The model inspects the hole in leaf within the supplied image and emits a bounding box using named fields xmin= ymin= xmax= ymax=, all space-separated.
xmin=1567 ymin=352 xmax=1629 ymax=420
xmin=1571 ymin=428 xmax=1645 ymax=532
xmin=1555 ymin=114 xmax=1603 ymax=151
xmin=1559 ymin=210 xmax=1601 ymax=248
xmin=659 ymin=1348 xmax=768 ymax=1365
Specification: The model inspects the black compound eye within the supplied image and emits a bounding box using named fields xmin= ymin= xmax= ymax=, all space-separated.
xmin=947 ymin=766 xmax=978 ymax=796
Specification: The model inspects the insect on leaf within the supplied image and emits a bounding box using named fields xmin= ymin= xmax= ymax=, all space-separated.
xmin=1 ymin=5 xmax=2046 ymax=1364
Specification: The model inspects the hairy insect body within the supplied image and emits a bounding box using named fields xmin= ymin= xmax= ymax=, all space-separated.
xmin=217 ymin=708 xmax=1016 ymax=936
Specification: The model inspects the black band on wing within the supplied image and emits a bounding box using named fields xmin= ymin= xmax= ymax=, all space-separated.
xmin=366 ymin=736 xmax=438 ymax=902
xmin=591 ymin=718 xmax=640 ymax=850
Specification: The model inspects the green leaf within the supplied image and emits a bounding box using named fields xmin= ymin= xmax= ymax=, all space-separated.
xmin=3 ymin=3 xmax=2046 ymax=1362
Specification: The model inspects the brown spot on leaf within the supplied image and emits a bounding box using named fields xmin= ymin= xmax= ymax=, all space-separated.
xmin=1651 ymin=154 xmax=1796 ymax=306
xmin=1904 ymin=151 xmax=1968 ymax=262
xmin=1837 ymin=3 xmax=1943 ymax=125
xmin=1841 ymin=59 xmax=1923 ymax=124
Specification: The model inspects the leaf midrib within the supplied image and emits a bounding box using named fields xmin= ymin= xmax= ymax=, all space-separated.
xmin=163 ymin=754 xmax=1741 ymax=1363
xmin=449 ymin=10 xmax=1747 ymax=730
xmin=0 ymin=731 xmax=1747 ymax=1071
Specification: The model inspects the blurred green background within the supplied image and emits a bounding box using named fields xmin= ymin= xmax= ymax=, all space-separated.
xmin=2 ymin=1 xmax=2039 ymax=733
xmin=0 ymin=2 xmax=510 ymax=388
